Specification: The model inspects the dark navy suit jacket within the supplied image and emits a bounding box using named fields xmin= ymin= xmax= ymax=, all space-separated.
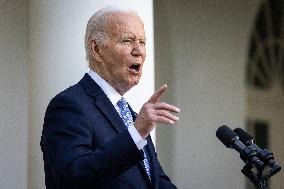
xmin=41 ymin=74 xmax=177 ymax=189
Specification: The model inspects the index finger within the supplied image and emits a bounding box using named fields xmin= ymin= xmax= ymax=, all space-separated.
xmin=147 ymin=84 xmax=167 ymax=103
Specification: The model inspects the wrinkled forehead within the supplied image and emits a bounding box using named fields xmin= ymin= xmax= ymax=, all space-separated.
xmin=106 ymin=13 xmax=146 ymax=39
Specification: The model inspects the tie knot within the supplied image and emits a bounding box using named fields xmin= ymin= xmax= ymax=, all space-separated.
xmin=117 ymin=97 xmax=128 ymax=111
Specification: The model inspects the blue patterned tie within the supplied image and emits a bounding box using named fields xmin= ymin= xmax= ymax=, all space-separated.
xmin=117 ymin=97 xmax=151 ymax=180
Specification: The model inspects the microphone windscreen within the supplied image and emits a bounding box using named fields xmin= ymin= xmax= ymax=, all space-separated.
xmin=234 ymin=128 xmax=253 ymax=145
xmin=216 ymin=125 xmax=238 ymax=148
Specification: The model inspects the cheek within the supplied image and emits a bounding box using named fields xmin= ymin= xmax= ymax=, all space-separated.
xmin=113 ymin=51 xmax=129 ymax=65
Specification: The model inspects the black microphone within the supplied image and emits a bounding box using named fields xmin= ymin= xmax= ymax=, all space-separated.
xmin=233 ymin=128 xmax=253 ymax=145
xmin=216 ymin=125 xmax=264 ymax=170
xmin=234 ymin=128 xmax=281 ymax=174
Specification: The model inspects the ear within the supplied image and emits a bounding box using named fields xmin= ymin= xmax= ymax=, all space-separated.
xmin=90 ymin=40 xmax=103 ymax=62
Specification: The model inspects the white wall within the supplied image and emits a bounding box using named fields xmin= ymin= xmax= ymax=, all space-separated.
xmin=28 ymin=1 xmax=154 ymax=188
xmin=154 ymin=1 xmax=261 ymax=188
xmin=0 ymin=0 xmax=29 ymax=188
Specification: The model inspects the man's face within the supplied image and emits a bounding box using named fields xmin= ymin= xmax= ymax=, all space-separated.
xmin=94 ymin=13 xmax=146 ymax=95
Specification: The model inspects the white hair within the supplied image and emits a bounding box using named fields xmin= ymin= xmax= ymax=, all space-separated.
xmin=85 ymin=6 xmax=136 ymax=62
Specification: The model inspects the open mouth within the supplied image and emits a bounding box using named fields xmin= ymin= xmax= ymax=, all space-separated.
xmin=128 ymin=64 xmax=141 ymax=74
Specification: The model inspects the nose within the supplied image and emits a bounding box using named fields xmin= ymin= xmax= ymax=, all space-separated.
xmin=131 ymin=42 xmax=144 ymax=57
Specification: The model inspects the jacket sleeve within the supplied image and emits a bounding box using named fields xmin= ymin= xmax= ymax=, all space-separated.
xmin=41 ymin=94 xmax=144 ymax=189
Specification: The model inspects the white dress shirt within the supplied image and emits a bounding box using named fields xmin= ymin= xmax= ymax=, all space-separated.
xmin=88 ymin=70 xmax=147 ymax=150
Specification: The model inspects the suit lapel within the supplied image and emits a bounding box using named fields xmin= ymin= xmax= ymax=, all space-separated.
xmin=79 ymin=74 xmax=126 ymax=134
xmin=94 ymin=96 xmax=126 ymax=134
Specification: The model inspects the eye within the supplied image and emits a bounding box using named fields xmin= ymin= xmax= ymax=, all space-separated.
xmin=122 ymin=38 xmax=131 ymax=43
xmin=139 ymin=40 xmax=146 ymax=46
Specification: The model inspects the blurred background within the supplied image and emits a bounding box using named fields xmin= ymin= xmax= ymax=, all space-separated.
xmin=0 ymin=0 xmax=283 ymax=188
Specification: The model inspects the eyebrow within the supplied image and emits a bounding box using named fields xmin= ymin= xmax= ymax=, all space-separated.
xmin=121 ymin=34 xmax=146 ymax=41
xmin=121 ymin=34 xmax=134 ymax=39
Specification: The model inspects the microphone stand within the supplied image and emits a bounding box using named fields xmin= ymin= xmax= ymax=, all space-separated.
xmin=237 ymin=138 xmax=281 ymax=189
xmin=259 ymin=180 xmax=268 ymax=189
xmin=241 ymin=163 xmax=268 ymax=189
xmin=241 ymin=152 xmax=281 ymax=189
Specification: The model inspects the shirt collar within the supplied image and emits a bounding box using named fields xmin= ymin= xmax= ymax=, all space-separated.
xmin=88 ymin=69 xmax=122 ymax=106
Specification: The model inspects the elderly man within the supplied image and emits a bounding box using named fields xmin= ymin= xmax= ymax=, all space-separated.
xmin=41 ymin=7 xmax=180 ymax=189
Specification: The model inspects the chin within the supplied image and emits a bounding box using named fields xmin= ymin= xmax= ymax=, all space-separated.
xmin=130 ymin=77 xmax=141 ymax=86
